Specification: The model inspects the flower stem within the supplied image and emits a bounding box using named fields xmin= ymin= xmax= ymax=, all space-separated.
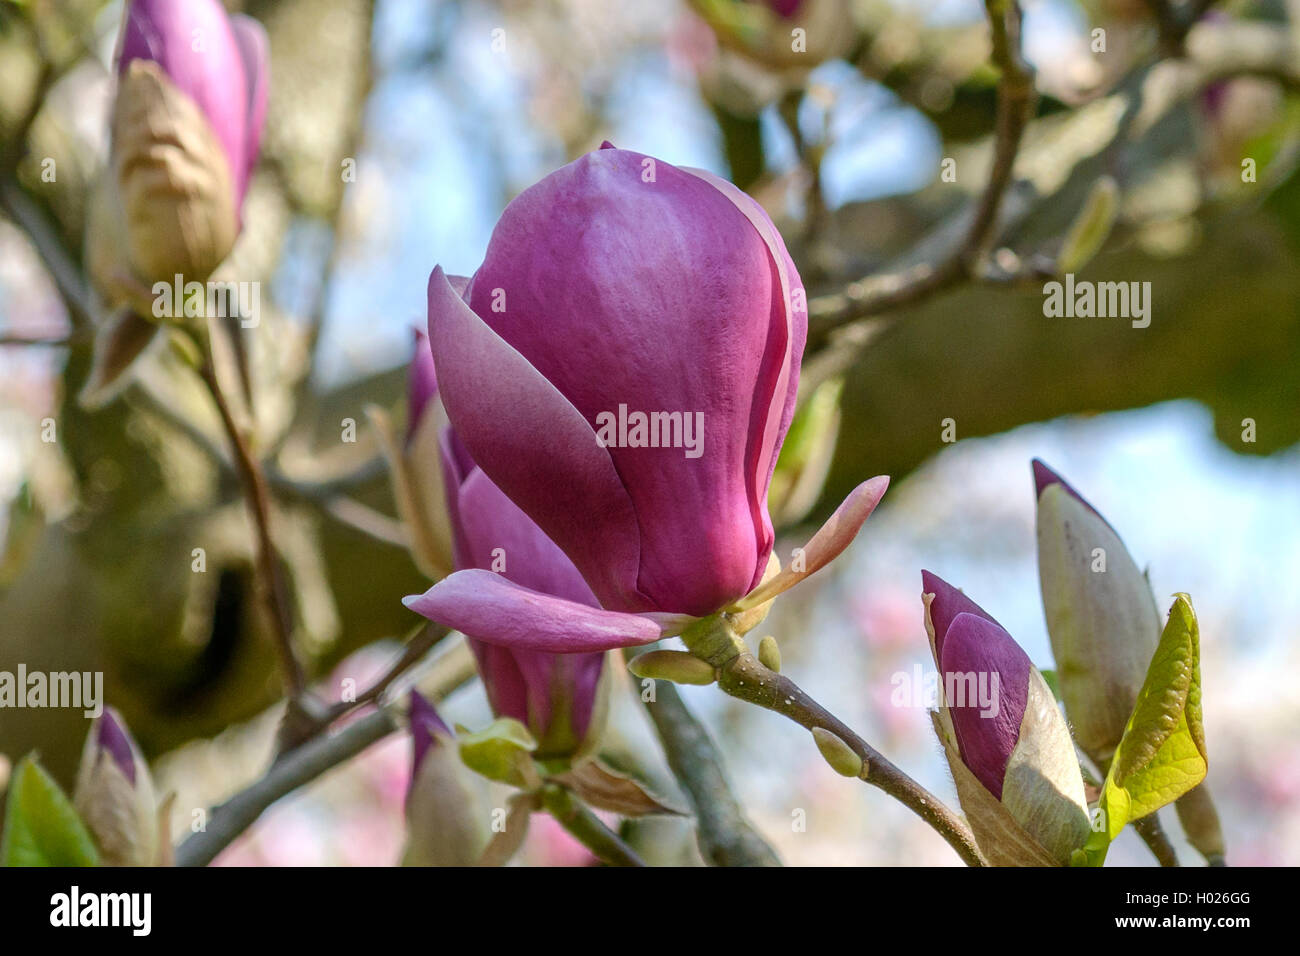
xmin=540 ymin=785 xmax=646 ymax=867
xmin=681 ymin=616 xmax=983 ymax=865
xmin=198 ymin=357 xmax=305 ymax=699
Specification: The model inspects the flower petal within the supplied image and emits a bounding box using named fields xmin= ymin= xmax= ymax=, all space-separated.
xmin=729 ymin=475 xmax=889 ymax=611
xmin=404 ymin=570 xmax=662 ymax=653
xmin=426 ymin=266 xmax=647 ymax=611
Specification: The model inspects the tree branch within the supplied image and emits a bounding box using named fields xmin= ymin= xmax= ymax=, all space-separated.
xmin=174 ymin=642 xmax=477 ymax=867
xmin=625 ymin=649 xmax=782 ymax=866
xmin=805 ymin=0 xmax=1036 ymax=349
xmin=197 ymin=357 xmax=305 ymax=698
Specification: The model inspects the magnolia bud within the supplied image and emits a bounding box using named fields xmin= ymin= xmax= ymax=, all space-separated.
xmin=924 ymin=572 xmax=1091 ymax=865
xmin=812 ymin=727 xmax=863 ymax=777
xmin=73 ymin=708 xmax=160 ymax=866
xmin=1033 ymin=459 xmax=1161 ymax=767
xmin=627 ymin=649 xmax=717 ymax=686
xmin=403 ymin=691 xmax=486 ymax=867
xmin=113 ymin=59 xmax=239 ymax=285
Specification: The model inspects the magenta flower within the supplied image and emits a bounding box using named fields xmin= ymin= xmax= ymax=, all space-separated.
xmin=119 ymin=0 xmax=269 ymax=212
xmin=437 ymin=427 xmax=609 ymax=758
xmin=408 ymin=144 xmax=888 ymax=651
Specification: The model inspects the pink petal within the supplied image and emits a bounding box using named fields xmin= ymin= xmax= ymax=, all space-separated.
xmin=730 ymin=476 xmax=890 ymax=610
xmin=426 ymin=266 xmax=648 ymax=611
xmin=403 ymin=570 xmax=662 ymax=653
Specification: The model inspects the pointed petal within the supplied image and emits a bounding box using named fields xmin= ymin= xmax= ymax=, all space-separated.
xmin=426 ymin=266 xmax=647 ymax=610
xmin=730 ymin=476 xmax=889 ymax=611
xmin=229 ymin=13 xmax=269 ymax=204
xmin=404 ymin=570 xmax=661 ymax=653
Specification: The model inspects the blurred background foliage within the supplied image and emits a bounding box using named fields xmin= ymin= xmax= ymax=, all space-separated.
xmin=0 ymin=0 xmax=1297 ymax=864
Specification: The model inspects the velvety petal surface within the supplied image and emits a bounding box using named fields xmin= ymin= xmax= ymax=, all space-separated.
xmin=404 ymin=570 xmax=661 ymax=653
xmin=921 ymin=569 xmax=999 ymax=664
xmin=426 ymin=266 xmax=647 ymax=610
xmin=119 ymin=0 xmax=249 ymax=204
xmin=461 ymin=146 xmax=800 ymax=615
xmin=940 ymin=612 xmax=1032 ymax=800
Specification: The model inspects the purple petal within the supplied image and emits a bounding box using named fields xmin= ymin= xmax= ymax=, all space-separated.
xmin=119 ymin=0 xmax=250 ymax=210
xmin=95 ymin=707 xmax=137 ymax=785
xmin=921 ymin=569 xmax=998 ymax=664
xmin=940 ymin=612 xmax=1032 ymax=800
xmin=406 ymin=328 xmax=438 ymax=442
xmin=426 ymin=266 xmax=647 ymax=611
xmin=403 ymin=570 xmax=661 ymax=653
xmin=458 ymin=146 xmax=803 ymax=615
xmin=467 ymin=639 xmax=605 ymax=754
xmin=733 ymin=476 xmax=888 ymax=610
xmin=408 ymin=689 xmax=452 ymax=802
xmin=1031 ymin=458 xmax=1116 ymax=532
xmin=228 ymin=13 xmax=269 ymax=205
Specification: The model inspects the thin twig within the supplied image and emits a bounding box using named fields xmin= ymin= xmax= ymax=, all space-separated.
xmin=174 ymin=643 xmax=477 ymax=867
xmin=711 ymin=650 xmax=985 ymax=867
xmin=197 ymin=357 xmax=305 ymax=698
xmin=805 ymin=0 xmax=1036 ymax=348
xmin=1132 ymin=814 xmax=1182 ymax=867
xmin=624 ymin=649 xmax=781 ymax=866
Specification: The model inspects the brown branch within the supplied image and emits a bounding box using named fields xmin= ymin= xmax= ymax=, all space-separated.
xmin=624 ymin=648 xmax=782 ymax=867
xmin=806 ymin=0 xmax=1036 ymax=350
xmin=713 ymin=652 xmax=985 ymax=866
xmin=174 ymin=642 xmax=477 ymax=867
xmin=197 ymin=357 xmax=305 ymax=698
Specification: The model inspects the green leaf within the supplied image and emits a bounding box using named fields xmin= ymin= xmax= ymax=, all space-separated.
xmin=1082 ymin=595 xmax=1207 ymax=865
xmin=0 ymin=756 xmax=100 ymax=867
xmin=457 ymin=718 xmax=538 ymax=787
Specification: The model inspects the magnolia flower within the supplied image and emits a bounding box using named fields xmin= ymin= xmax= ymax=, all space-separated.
xmin=1033 ymin=459 xmax=1161 ymax=767
xmin=437 ymin=427 xmax=609 ymax=760
xmin=73 ymin=708 xmax=162 ymax=867
xmin=407 ymin=144 xmax=887 ymax=652
xmin=403 ymin=691 xmax=485 ymax=867
xmin=923 ymin=572 xmax=1091 ymax=866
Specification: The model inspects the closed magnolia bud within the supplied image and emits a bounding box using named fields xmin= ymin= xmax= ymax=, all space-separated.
xmin=1175 ymin=783 xmax=1226 ymax=866
xmin=73 ymin=708 xmax=160 ymax=866
xmin=811 ymin=727 xmax=862 ymax=778
xmin=924 ymin=572 xmax=1091 ymax=865
xmin=628 ymin=649 xmax=717 ymax=686
xmin=109 ymin=0 xmax=268 ymax=290
xmin=404 ymin=691 xmax=486 ymax=867
xmin=1033 ymin=459 xmax=1162 ymax=767
xmin=424 ymin=142 xmax=806 ymax=618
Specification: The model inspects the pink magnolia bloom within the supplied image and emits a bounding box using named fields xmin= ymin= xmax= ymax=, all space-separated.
xmin=407 ymin=145 xmax=888 ymax=652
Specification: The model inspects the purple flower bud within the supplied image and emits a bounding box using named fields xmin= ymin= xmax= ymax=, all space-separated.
xmin=922 ymin=572 xmax=1091 ymax=864
xmin=425 ymin=143 xmax=807 ymax=618
xmin=407 ymin=328 xmax=439 ymax=443
xmin=408 ymin=689 xmax=452 ymax=784
xmin=74 ymin=707 xmax=159 ymax=866
xmin=939 ymin=612 xmax=1031 ymax=800
xmin=94 ymin=707 xmax=138 ymax=785
xmin=119 ymin=0 xmax=269 ymax=209
xmin=438 ymin=429 xmax=608 ymax=759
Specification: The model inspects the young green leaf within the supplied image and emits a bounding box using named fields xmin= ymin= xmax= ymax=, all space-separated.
xmin=0 ymin=756 xmax=100 ymax=867
xmin=1083 ymin=595 xmax=1207 ymax=863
